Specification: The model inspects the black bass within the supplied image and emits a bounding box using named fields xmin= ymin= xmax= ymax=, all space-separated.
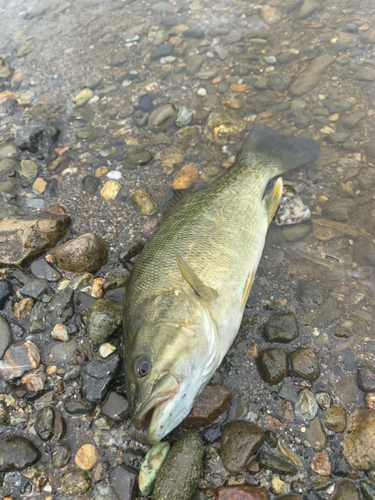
xmin=123 ymin=125 xmax=320 ymax=443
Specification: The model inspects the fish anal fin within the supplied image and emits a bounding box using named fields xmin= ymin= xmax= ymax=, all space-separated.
xmin=264 ymin=177 xmax=283 ymax=227
xmin=176 ymin=254 xmax=218 ymax=301
xmin=241 ymin=263 xmax=255 ymax=308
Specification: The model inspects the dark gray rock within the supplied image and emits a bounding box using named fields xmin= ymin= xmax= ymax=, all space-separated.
xmin=258 ymin=450 xmax=298 ymax=475
xmin=34 ymin=391 xmax=56 ymax=411
xmin=296 ymin=281 xmax=326 ymax=308
xmin=51 ymin=444 xmax=71 ymax=468
xmin=35 ymin=407 xmax=54 ymax=441
xmin=269 ymin=74 xmax=292 ymax=92
xmin=0 ymin=436 xmax=41 ymax=472
xmin=30 ymin=260 xmax=61 ymax=282
xmin=262 ymin=311 xmax=299 ymax=343
xmin=332 ymin=480 xmax=359 ymax=500
xmin=186 ymin=55 xmax=205 ymax=76
xmin=0 ymin=280 xmax=12 ymax=309
xmin=0 ymin=316 xmax=12 ymax=360
xmin=290 ymin=349 xmax=320 ymax=381
xmin=110 ymin=465 xmax=138 ymax=500
xmin=331 ymin=452 xmax=352 ymax=477
xmin=111 ymin=51 xmax=127 ymax=66
xmin=64 ymin=390 xmax=95 ymax=415
xmin=82 ymin=355 xmax=120 ymax=403
xmin=19 ymin=279 xmax=47 ymax=299
xmin=279 ymin=384 xmax=298 ymax=404
xmin=46 ymin=287 xmax=74 ymax=324
xmin=101 ymin=391 xmax=130 ymax=421
xmin=126 ymin=150 xmax=153 ymax=167
xmin=327 ymin=198 xmax=357 ymax=222
xmin=122 ymin=449 xmax=146 ymax=471
xmin=150 ymin=44 xmax=173 ymax=59
xmin=256 ymin=348 xmax=288 ymax=385
xmin=0 ymin=401 xmax=9 ymax=425
xmin=87 ymin=298 xmax=123 ymax=345
xmin=51 ymin=339 xmax=78 ymax=364
xmin=82 ymin=175 xmax=100 ymax=195
xmin=148 ymin=104 xmax=177 ymax=132
xmin=357 ymin=365 xmax=375 ymax=392
xmin=341 ymin=111 xmax=366 ymax=130
xmin=182 ymin=29 xmax=205 ymax=39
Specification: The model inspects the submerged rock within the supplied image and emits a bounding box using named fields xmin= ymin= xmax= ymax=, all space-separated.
xmin=153 ymin=432 xmax=204 ymax=500
xmin=290 ymin=349 xmax=320 ymax=381
xmin=87 ymin=298 xmax=122 ymax=344
xmin=343 ymin=409 xmax=375 ymax=470
xmin=258 ymin=451 xmax=298 ymax=475
xmin=289 ymin=55 xmax=334 ymax=96
xmin=262 ymin=311 xmax=299 ymax=343
xmin=54 ymin=233 xmax=109 ymax=273
xmin=0 ymin=436 xmax=41 ymax=472
xmin=332 ymin=480 xmax=359 ymax=500
xmin=323 ymin=405 xmax=347 ymax=433
xmin=0 ymin=214 xmax=71 ymax=267
xmin=221 ymin=421 xmax=265 ymax=473
xmin=75 ymin=444 xmax=99 ymax=471
xmin=256 ymin=348 xmax=288 ymax=385
xmin=148 ymin=104 xmax=177 ymax=131
xmin=215 ymin=486 xmax=269 ymax=499
xmin=61 ymin=469 xmax=91 ymax=494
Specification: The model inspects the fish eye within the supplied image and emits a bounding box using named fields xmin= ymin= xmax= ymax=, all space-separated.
xmin=134 ymin=356 xmax=150 ymax=378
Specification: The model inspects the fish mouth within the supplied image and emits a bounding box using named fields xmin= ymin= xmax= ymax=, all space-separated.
xmin=132 ymin=372 xmax=179 ymax=442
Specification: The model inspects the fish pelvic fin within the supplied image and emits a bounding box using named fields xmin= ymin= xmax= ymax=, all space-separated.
xmin=176 ymin=254 xmax=219 ymax=301
xmin=236 ymin=124 xmax=320 ymax=176
xmin=264 ymin=177 xmax=283 ymax=227
xmin=241 ymin=263 xmax=255 ymax=308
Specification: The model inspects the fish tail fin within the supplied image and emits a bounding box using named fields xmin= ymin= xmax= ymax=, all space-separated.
xmin=236 ymin=124 xmax=320 ymax=175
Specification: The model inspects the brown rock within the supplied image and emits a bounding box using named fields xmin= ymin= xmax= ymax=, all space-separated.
xmin=0 ymin=214 xmax=71 ymax=268
xmin=221 ymin=421 xmax=265 ymax=473
xmin=21 ymin=366 xmax=46 ymax=392
xmin=322 ymin=405 xmax=347 ymax=433
xmin=75 ymin=444 xmax=99 ymax=471
xmin=133 ymin=189 xmax=157 ymax=215
xmin=45 ymin=204 xmax=66 ymax=216
xmin=344 ymin=408 xmax=375 ymax=470
xmin=182 ymin=383 xmax=231 ymax=429
xmin=54 ymin=233 xmax=109 ymax=273
xmin=310 ymin=450 xmax=331 ymax=476
xmin=312 ymin=218 xmax=359 ymax=241
xmin=261 ymin=5 xmax=281 ymax=24
xmin=0 ymin=340 xmax=40 ymax=381
xmin=32 ymin=177 xmax=47 ymax=194
xmin=91 ymin=277 xmax=105 ymax=298
xmin=365 ymin=393 xmax=375 ymax=409
xmin=279 ymin=401 xmax=294 ymax=422
xmin=289 ymin=55 xmax=334 ymax=97
xmin=173 ymin=164 xmax=199 ymax=189
xmin=13 ymin=297 xmax=33 ymax=318
xmin=215 ymin=485 xmax=269 ymax=500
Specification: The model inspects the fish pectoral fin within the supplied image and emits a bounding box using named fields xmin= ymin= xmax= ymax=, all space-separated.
xmin=263 ymin=177 xmax=283 ymax=226
xmin=241 ymin=263 xmax=255 ymax=308
xmin=176 ymin=254 xmax=218 ymax=301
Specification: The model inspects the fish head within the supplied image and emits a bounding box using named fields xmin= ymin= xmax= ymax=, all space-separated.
xmin=127 ymin=291 xmax=218 ymax=443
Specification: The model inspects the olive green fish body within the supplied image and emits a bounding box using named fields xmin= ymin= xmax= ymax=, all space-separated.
xmin=123 ymin=125 xmax=319 ymax=443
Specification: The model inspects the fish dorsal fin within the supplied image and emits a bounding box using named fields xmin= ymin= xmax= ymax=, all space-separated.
xmin=263 ymin=177 xmax=283 ymax=226
xmin=176 ymin=254 xmax=218 ymax=301
xmin=241 ymin=263 xmax=255 ymax=308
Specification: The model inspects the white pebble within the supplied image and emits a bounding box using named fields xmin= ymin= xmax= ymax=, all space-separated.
xmin=197 ymin=88 xmax=207 ymax=97
xmin=107 ymin=170 xmax=122 ymax=180
xmin=51 ymin=324 xmax=70 ymax=342
xmin=99 ymin=343 xmax=116 ymax=358
xmin=122 ymin=80 xmax=132 ymax=87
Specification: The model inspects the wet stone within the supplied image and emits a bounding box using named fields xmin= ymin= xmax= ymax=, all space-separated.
xmin=34 ymin=390 xmax=56 ymax=410
xmin=327 ymin=198 xmax=357 ymax=222
xmin=330 ymin=452 xmax=352 ymax=478
xmin=30 ymin=259 xmax=61 ymax=282
xmin=201 ymin=422 xmax=222 ymax=444
xmin=110 ymin=464 xmax=138 ymax=500
xmin=82 ymin=175 xmax=100 ymax=194
xmin=290 ymin=349 xmax=320 ymax=381
xmin=87 ymin=298 xmax=122 ymax=344
xmin=64 ymin=390 xmax=96 ymax=415
xmin=153 ymin=432 xmax=204 ymax=500
xmin=75 ymin=444 xmax=99 ymax=471
xmin=126 ymin=150 xmax=153 ymax=166
xmin=133 ymin=189 xmax=157 ymax=215
xmin=0 ymin=436 xmax=41 ymax=472
xmin=93 ymin=482 xmax=118 ymax=500
xmin=0 ymin=144 xmax=18 ymax=159
xmin=150 ymin=44 xmax=173 ymax=59
xmin=256 ymin=348 xmax=288 ymax=385
xmin=0 ymin=316 xmax=12 ymax=360
xmin=258 ymin=451 xmax=298 ymax=475
xmin=139 ymin=442 xmax=170 ymax=495
xmin=357 ymin=365 xmax=375 ymax=392
xmin=307 ymin=416 xmax=327 ymax=452
xmin=332 ymin=480 xmax=359 ymax=500
xmin=81 ymin=354 xmax=120 ymax=403
xmin=19 ymin=279 xmax=47 ymax=299
xmin=310 ymin=450 xmax=331 ymax=476
xmin=21 ymin=464 xmax=47 ymax=487
xmin=148 ymin=104 xmax=176 ymax=131
xmin=0 ymin=280 xmax=12 ymax=310
xmin=344 ymin=409 xmax=375 ymax=470
xmin=341 ymin=111 xmax=365 ymax=130
xmin=262 ymin=311 xmax=299 ymax=343
xmin=122 ymin=449 xmax=146 ymax=470
xmin=0 ymin=340 xmax=40 ymax=381
xmin=50 ymin=339 xmax=77 ymax=364
xmin=35 ymin=406 xmax=54 ymax=441
xmin=46 ymin=287 xmax=74 ymax=324
xmin=51 ymin=444 xmax=71 ymax=468
xmin=111 ymin=50 xmax=127 ymax=66
xmin=61 ymin=469 xmax=91 ymax=495
xmin=290 ymin=55 xmax=334 ymax=96
xmin=269 ymin=74 xmax=292 ymax=92
xmin=296 ymin=281 xmax=326 ymax=308
xmin=322 ymin=405 xmax=347 ymax=433
xmin=295 ymin=390 xmax=318 ymax=421
xmin=0 ymin=401 xmax=9 ymax=425
xmin=215 ymin=485 xmax=270 ymax=499
xmin=54 ymin=233 xmax=109 ymax=273
xmin=182 ymin=383 xmax=231 ymax=429
xmin=101 ymin=391 xmax=129 ymax=421
xmin=221 ymin=421 xmax=265 ymax=473
xmin=280 ymin=400 xmax=294 ymax=422
xmin=19 ymin=159 xmax=39 ymax=180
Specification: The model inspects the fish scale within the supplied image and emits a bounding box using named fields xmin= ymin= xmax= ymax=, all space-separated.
xmin=123 ymin=124 xmax=320 ymax=443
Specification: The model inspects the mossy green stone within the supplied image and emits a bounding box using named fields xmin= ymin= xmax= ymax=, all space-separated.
xmin=139 ymin=442 xmax=170 ymax=495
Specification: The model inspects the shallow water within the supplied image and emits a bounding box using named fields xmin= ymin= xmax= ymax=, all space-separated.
xmin=1 ymin=0 xmax=375 ymax=498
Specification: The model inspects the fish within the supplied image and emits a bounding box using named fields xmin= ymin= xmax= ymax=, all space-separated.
xmin=123 ymin=124 xmax=320 ymax=444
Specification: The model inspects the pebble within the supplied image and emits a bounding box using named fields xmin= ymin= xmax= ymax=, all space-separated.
xmin=262 ymin=311 xmax=299 ymax=343
xmin=22 ymin=465 xmax=47 ymax=487
xmin=357 ymin=365 xmax=375 ymax=392
xmin=110 ymin=465 xmax=138 ymax=500
xmin=153 ymin=432 xmax=204 ymax=500
xmin=150 ymin=44 xmax=173 ymax=59
xmin=64 ymin=390 xmax=95 ymax=415
xmin=133 ymin=189 xmax=157 ymax=215
xmin=0 ymin=316 xmax=12 ymax=360
xmin=365 ymin=393 xmax=375 ymax=409
xmin=0 ymin=435 xmax=41 ymax=472
xmin=197 ymin=88 xmax=207 ymax=97
xmin=258 ymin=451 xmax=298 ymax=475
xmin=32 ymin=177 xmax=47 ymax=194
xmin=54 ymin=233 xmax=109 ymax=273
xmin=310 ymin=450 xmax=331 ymax=476
xmin=205 ymin=108 xmax=246 ymax=141
xmin=0 ymin=280 xmax=12 ymax=309
xmin=149 ymin=104 xmax=177 ymax=131
xmin=126 ymin=149 xmax=153 ymax=167
xmin=182 ymin=383 xmax=231 ymax=429
xmin=327 ymin=198 xmax=357 ymax=222
xmin=322 ymin=405 xmax=347 ymax=432
xmin=332 ymin=480 xmax=359 ymax=500
xmin=173 ymin=164 xmax=199 ymax=189
xmin=61 ymin=469 xmax=91 ymax=494
xmin=353 ymin=67 xmax=375 ymax=81
xmin=51 ymin=324 xmax=70 ymax=342
xmin=186 ymin=55 xmax=205 ymax=76
xmin=307 ymin=416 xmax=327 ymax=451
xmin=0 ymin=144 xmax=18 ymax=159
xmin=101 ymin=390 xmax=129 ymax=421
xmin=13 ymin=297 xmax=33 ymax=319
xmin=344 ymin=408 xmax=375 ymax=470
xmin=19 ymin=159 xmax=39 ymax=179
xmin=261 ymin=5 xmax=281 ymax=24
xmin=107 ymin=170 xmax=122 ymax=181
xmin=341 ymin=111 xmax=365 ymax=130
xmin=21 ymin=366 xmax=46 ymax=392
xmin=139 ymin=442 xmax=170 ymax=495
xmin=20 ymin=278 xmax=47 ymax=299
xmin=256 ymin=348 xmax=288 ymax=385
xmin=87 ymin=298 xmax=122 ymax=344
xmin=295 ymin=390 xmax=318 ymax=421
xmin=82 ymin=354 xmax=120 ymax=403
xmin=99 ymin=342 xmax=116 ymax=358
xmin=100 ymin=180 xmax=121 ymax=200
xmin=0 ymin=401 xmax=9 ymax=425
xmin=0 ymin=340 xmax=40 ymax=380
xmin=72 ymin=88 xmax=93 ymax=108
xmin=289 ymin=55 xmax=334 ymax=96
xmin=290 ymin=349 xmax=320 ymax=381
xmin=298 ymin=0 xmax=321 ymax=18
xmin=215 ymin=486 xmax=269 ymax=499
xmin=220 ymin=421 xmax=265 ymax=473
xmin=75 ymin=444 xmax=99 ymax=471
xmin=30 ymin=259 xmax=61 ymax=282
xmin=82 ymin=175 xmax=100 ymax=194
xmin=35 ymin=407 xmax=55 ymax=441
